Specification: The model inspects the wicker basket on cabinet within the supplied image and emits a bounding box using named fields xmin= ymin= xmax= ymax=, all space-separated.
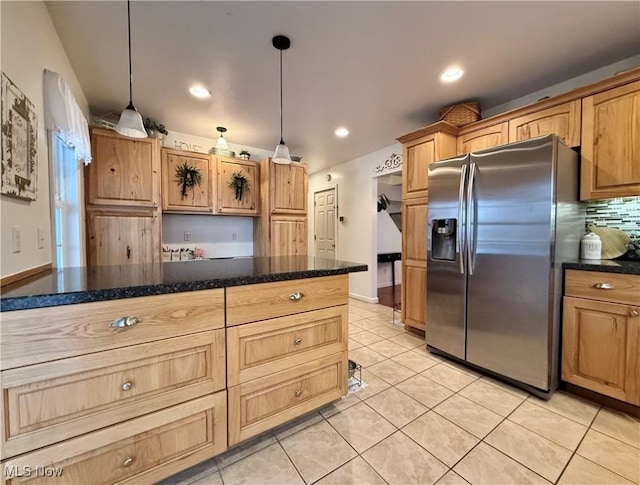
xmin=439 ymin=101 xmax=481 ymax=127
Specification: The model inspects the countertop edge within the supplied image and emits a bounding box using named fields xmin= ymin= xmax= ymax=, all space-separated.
xmin=562 ymin=260 xmax=640 ymax=276
xmin=0 ymin=265 xmax=368 ymax=312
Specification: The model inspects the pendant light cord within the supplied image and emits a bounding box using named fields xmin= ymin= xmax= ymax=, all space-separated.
xmin=279 ymin=49 xmax=284 ymax=143
xmin=127 ymin=0 xmax=133 ymax=106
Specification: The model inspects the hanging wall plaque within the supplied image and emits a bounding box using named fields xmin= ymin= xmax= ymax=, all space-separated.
xmin=1 ymin=72 xmax=37 ymax=201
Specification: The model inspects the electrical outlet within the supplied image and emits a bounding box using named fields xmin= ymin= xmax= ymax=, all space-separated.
xmin=11 ymin=225 xmax=21 ymax=253
xmin=184 ymin=231 xmax=191 ymax=241
xmin=37 ymin=226 xmax=45 ymax=249
xmin=231 ymin=232 xmax=237 ymax=241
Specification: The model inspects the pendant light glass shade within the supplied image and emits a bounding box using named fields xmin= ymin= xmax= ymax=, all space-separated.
xmin=271 ymin=35 xmax=291 ymax=165
xmin=114 ymin=1 xmax=147 ymax=139
xmin=215 ymin=126 xmax=229 ymax=149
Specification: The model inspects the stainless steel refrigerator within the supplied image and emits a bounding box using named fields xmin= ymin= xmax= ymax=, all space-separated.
xmin=426 ymin=135 xmax=584 ymax=397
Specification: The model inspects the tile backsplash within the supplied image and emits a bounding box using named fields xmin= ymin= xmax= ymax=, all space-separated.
xmin=585 ymin=196 xmax=640 ymax=237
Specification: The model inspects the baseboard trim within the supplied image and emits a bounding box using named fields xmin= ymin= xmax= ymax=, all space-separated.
xmin=1 ymin=263 xmax=52 ymax=287
xmin=348 ymin=292 xmax=379 ymax=304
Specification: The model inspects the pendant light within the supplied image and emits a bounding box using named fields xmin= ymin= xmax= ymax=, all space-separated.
xmin=215 ymin=126 xmax=229 ymax=149
xmin=272 ymin=35 xmax=291 ymax=164
xmin=115 ymin=0 xmax=147 ymax=138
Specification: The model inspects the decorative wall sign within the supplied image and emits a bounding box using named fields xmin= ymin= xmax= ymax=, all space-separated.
xmin=1 ymin=72 xmax=37 ymax=200
xmin=374 ymin=153 xmax=402 ymax=174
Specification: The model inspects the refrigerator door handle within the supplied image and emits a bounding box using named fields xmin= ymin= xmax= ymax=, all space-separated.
xmin=466 ymin=162 xmax=477 ymax=276
xmin=457 ymin=164 xmax=467 ymax=275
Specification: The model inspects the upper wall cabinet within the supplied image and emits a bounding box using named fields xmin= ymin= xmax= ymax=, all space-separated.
xmin=87 ymin=128 xmax=160 ymax=208
xmin=270 ymin=162 xmax=308 ymax=214
xmin=161 ymin=148 xmax=214 ymax=214
xmin=217 ymin=157 xmax=259 ymax=216
xmin=508 ymin=100 xmax=581 ymax=148
xmin=456 ymin=122 xmax=508 ymax=156
xmin=398 ymin=124 xmax=457 ymax=199
xmin=580 ymin=81 xmax=640 ymax=200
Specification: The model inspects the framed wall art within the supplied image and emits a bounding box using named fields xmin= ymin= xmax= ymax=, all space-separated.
xmin=1 ymin=72 xmax=37 ymax=201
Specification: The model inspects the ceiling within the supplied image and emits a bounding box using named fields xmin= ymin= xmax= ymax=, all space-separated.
xmin=46 ymin=1 xmax=640 ymax=174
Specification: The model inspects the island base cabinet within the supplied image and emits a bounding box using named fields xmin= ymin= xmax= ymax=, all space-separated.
xmin=228 ymin=352 xmax=347 ymax=445
xmin=562 ymin=296 xmax=640 ymax=405
xmin=1 ymin=392 xmax=227 ymax=485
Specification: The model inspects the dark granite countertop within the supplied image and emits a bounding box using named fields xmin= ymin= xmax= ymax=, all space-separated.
xmin=563 ymin=259 xmax=640 ymax=275
xmin=0 ymin=257 xmax=368 ymax=312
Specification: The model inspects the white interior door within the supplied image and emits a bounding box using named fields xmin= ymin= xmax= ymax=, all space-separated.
xmin=314 ymin=188 xmax=336 ymax=259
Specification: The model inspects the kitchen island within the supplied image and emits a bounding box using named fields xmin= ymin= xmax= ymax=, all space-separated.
xmin=0 ymin=257 xmax=367 ymax=484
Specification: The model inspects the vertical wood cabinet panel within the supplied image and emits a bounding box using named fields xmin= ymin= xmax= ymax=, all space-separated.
xmin=161 ymin=148 xmax=214 ymax=213
xmin=580 ymin=80 xmax=640 ymax=200
xmin=457 ymin=122 xmax=508 ymax=155
xmin=401 ymin=197 xmax=428 ymax=332
xmin=216 ymin=157 xmax=259 ymax=215
xmin=508 ymin=100 xmax=581 ymax=147
xmin=270 ymin=162 xmax=308 ymax=214
xmin=270 ymin=216 xmax=307 ymax=257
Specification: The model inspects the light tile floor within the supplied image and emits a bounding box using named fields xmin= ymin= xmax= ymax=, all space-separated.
xmin=160 ymin=298 xmax=640 ymax=485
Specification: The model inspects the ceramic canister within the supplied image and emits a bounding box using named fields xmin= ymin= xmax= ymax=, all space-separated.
xmin=580 ymin=233 xmax=602 ymax=260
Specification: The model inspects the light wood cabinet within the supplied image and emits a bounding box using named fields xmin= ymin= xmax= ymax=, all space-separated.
xmin=216 ymin=157 xmax=259 ymax=215
xmin=580 ymin=80 xmax=640 ymax=200
xmin=87 ymin=128 xmax=161 ymax=209
xmin=457 ymin=122 xmax=508 ymax=155
xmin=401 ymin=197 xmax=428 ymax=332
xmin=508 ymin=100 xmax=580 ymax=147
xmin=86 ymin=128 xmax=161 ymax=267
xmin=161 ymin=148 xmax=214 ymax=213
xmin=562 ymin=270 xmax=640 ymax=405
xmin=254 ymin=159 xmax=309 ymax=257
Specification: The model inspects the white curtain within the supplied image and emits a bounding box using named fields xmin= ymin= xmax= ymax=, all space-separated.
xmin=43 ymin=69 xmax=92 ymax=164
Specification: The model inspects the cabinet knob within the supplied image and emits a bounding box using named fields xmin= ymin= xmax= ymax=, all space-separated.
xmin=591 ymin=282 xmax=614 ymax=290
xmin=122 ymin=382 xmax=132 ymax=391
xmin=295 ymin=390 xmax=302 ymax=398
xmin=294 ymin=338 xmax=302 ymax=345
xmin=123 ymin=457 xmax=134 ymax=467
xmin=630 ymin=309 xmax=639 ymax=317
xmin=109 ymin=316 xmax=143 ymax=329
xmin=289 ymin=292 xmax=304 ymax=301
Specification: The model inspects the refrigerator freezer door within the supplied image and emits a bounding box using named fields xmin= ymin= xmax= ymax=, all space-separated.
xmin=466 ymin=137 xmax=556 ymax=390
xmin=426 ymin=155 xmax=468 ymax=359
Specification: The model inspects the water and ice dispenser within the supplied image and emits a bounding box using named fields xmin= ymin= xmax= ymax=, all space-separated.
xmin=431 ymin=219 xmax=457 ymax=261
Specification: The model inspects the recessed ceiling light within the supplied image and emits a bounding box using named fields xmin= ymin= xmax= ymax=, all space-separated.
xmin=189 ymin=86 xmax=211 ymax=98
xmin=440 ymin=67 xmax=464 ymax=83
xmin=335 ymin=127 xmax=349 ymax=138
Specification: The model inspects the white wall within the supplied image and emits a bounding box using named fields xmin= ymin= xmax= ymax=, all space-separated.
xmin=163 ymin=130 xmax=272 ymax=161
xmin=0 ymin=1 xmax=89 ymax=278
xmin=377 ymin=180 xmax=402 ymax=287
xmin=308 ymin=144 xmax=403 ymax=302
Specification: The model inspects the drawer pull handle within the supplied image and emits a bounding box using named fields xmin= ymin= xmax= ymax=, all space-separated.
xmin=631 ymin=310 xmax=639 ymax=317
xmin=591 ymin=282 xmax=614 ymax=290
xmin=123 ymin=457 xmax=134 ymax=467
xmin=294 ymin=338 xmax=302 ymax=345
xmin=295 ymin=390 xmax=302 ymax=398
xmin=289 ymin=292 xmax=304 ymax=301
xmin=109 ymin=316 xmax=142 ymax=329
xmin=122 ymin=382 xmax=132 ymax=391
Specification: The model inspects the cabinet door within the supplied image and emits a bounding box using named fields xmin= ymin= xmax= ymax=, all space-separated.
xmin=581 ymin=81 xmax=640 ymax=200
xmin=457 ymin=122 xmax=508 ymax=155
xmin=401 ymin=197 xmax=427 ymax=332
xmin=270 ymin=162 xmax=308 ymax=214
xmin=87 ymin=210 xmax=160 ymax=265
xmin=403 ymin=136 xmax=435 ymax=199
xmin=270 ymin=216 xmax=307 ymax=256
xmin=562 ymin=297 xmax=640 ymax=405
xmin=88 ymin=128 xmax=160 ymax=208
xmin=508 ymin=100 xmax=580 ymax=147
xmin=162 ymin=149 xmax=214 ymax=213
xmin=217 ymin=157 xmax=259 ymax=215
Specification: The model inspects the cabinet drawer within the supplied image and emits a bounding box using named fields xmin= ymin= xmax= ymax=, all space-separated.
xmin=1 ymin=289 xmax=224 ymax=369
xmin=226 ymin=275 xmax=348 ymax=326
xmin=565 ymin=270 xmax=640 ymax=306
xmin=2 ymin=393 xmax=226 ymax=485
xmin=227 ymin=306 xmax=348 ymax=386
xmin=228 ymin=352 xmax=347 ymax=445
xmin=1 ymin=331 xmax=225 ymax=458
